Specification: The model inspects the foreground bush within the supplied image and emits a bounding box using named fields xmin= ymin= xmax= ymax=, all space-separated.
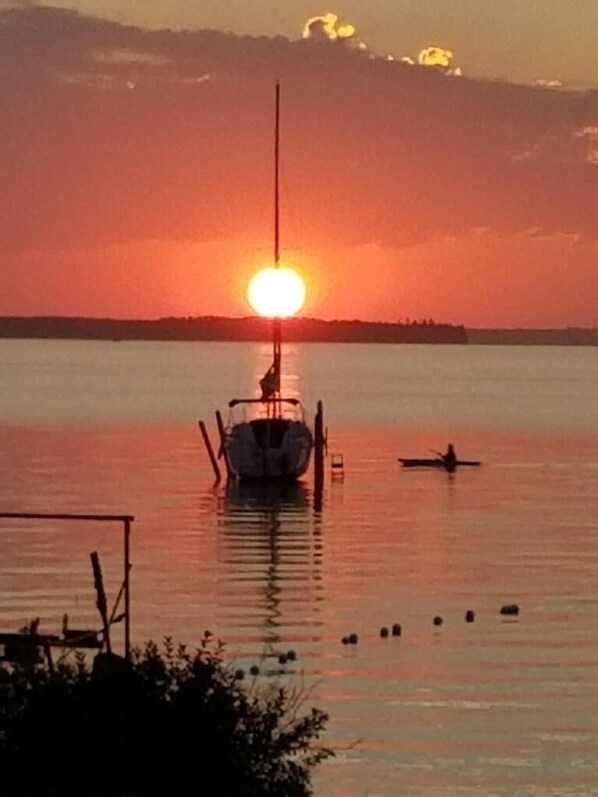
xmin=0 ymin=636 xmax=331 ymax=796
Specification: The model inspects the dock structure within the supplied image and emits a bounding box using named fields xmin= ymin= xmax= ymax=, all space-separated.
xmin=0 ymin=512 xmax=134 ymax=661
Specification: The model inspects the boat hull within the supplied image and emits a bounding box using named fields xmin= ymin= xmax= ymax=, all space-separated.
xmin=226 ymin=418 xmax=313 ymax=482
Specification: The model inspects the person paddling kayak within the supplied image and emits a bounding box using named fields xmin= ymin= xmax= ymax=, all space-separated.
xmin=441 ymin=443 xmax=457 ymax=470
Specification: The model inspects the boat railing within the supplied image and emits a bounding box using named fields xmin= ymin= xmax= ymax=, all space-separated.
xmin=228 ymin=398 xmax=300 ymax=408
xmin=227 ymin=397 xmax=308 ymax=425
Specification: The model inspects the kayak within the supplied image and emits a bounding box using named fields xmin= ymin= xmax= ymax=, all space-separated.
xmin=398 ymin=458 xmax=481 ymax=470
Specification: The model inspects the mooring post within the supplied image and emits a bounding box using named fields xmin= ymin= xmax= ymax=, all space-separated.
xmin=198 ymin=420 xmax=222 ymax=483
xmin=43 ymin=641 xmax=55 ymax=674
xmin=215 ymin=410 xmax=232 ymax=481
xmin=91 ymin=551 xmax=112 ymax=655
xmin=124 ymin=517 xmax=131 ymax=660
xmin=314 ymin=400 xmax=324 ymax=510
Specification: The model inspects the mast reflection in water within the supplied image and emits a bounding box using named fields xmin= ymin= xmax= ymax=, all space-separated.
xmin=217 ymin=482 xmax=324 ymax=665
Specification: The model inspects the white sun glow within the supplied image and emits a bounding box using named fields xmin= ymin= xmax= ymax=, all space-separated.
xmin=247 ymin=267 xmax=306 ymax=318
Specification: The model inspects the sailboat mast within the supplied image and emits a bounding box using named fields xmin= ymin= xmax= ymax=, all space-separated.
xmin=273 ymin=82 xmax=282 ymax=416
xmin=274 ymin=81 xmax=280 ymax=267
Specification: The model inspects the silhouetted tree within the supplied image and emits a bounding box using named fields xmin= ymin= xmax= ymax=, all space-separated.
xmin=0 ymin=636 xmax=331 ymax=796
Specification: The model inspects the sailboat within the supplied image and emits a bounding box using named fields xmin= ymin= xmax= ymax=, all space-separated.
xmin=223 ymin=85 xmax=314 ymax=483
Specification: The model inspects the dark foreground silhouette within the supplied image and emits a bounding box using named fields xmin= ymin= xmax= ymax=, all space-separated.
xmin=0 ymin=637 xmax=331 ymax=796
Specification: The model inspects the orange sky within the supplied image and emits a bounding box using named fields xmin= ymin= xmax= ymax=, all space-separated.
xmin=1 ymin=6 xmax=597 ymax=327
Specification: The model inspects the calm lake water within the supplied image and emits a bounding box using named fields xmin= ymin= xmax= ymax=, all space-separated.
xmin=1 ymin=339 xmax=597 ymax=795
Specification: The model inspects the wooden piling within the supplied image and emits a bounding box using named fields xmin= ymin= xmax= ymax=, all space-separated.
xmin=215 ymin=410 xmax=232 ymax=481
xmin=198 ymin=420 xmax=222 ymax=483
xmin=90 ymin=551 xmax=112 ymax=654
xmin=43 ymin=641 xmax=55 ymax=673
xmin=124 ymin=517 xmax=131 ymax=660
xmin=314 ymin=400 xmax=324 ymax=510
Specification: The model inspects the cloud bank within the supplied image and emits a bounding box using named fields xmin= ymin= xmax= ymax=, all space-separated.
xmin=1 ymin=6 xmax=597 ymax=253
xmin=0 ymin=6 xmax=597 ymax=325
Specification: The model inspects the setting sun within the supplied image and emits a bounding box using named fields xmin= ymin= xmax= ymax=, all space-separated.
xmin=247 ymin=266 xmax=306 ymax=318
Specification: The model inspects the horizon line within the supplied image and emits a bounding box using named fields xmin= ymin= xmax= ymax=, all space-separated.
xmin=0 ymin=314 xmax=596 ymax=332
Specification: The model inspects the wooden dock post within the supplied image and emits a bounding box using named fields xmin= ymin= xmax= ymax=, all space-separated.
xmin=314 ymin=400 xmax=324 ymax=511
xmin=90 ymin=551 xmax=112 ymax=654
xmin=123 ymin=517 xmax=131 ymax=660
xmin=198 ymin=420 xmax=222 ymax=483
xmin=215 ymin=410 xmax=232 ymax=481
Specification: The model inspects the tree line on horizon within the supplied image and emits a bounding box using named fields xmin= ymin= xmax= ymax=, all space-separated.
xmin=0 ymin=316 xmax=469 ymax=344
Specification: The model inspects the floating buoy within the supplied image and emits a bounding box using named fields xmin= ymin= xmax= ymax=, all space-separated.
xmin=286 ymin=650 xmax=297 ymax=661
xmin=278 ymin=653 xmax=288 ymax=665
xmin=500 ymin=604 xmax=520 ymax=616
xmin=348 ymin=633 xmax=358 ymax=645
xmin=433 ymin=616 xmax=443 ymax=627
xmin=392 ymin=623 xmax=402 ymax=637
xmin=249 ymin=664 xmax=260 ymax=676
xmin=341 ymin=636 xmax=350 ymax=645
xmin=380 ymin=627 xmax=389 ymax=638
xmin=465 ymin=610 xmax=475 ymax=623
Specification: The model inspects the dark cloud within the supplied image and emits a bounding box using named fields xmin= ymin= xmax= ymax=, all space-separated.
xmin=1 ymin=5 xmax=598 ymax=256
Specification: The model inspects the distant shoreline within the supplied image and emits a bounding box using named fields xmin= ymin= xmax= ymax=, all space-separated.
xmin=468 ymin=328 xmax=598 ymax=346
xmin=0 ymin=317 xmax=596 ymax=346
